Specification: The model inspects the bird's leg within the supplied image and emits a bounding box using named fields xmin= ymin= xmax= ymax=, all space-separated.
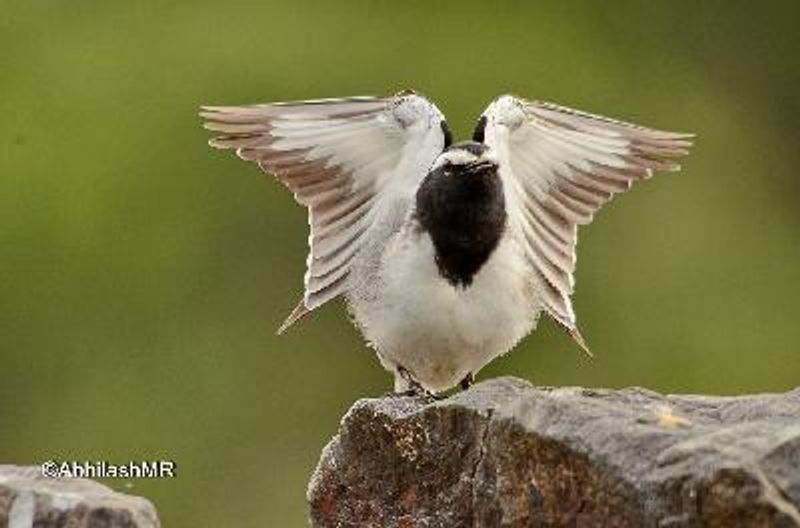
xmin=459 ymin=372 xmax=475 ymax=391
xmin=391 ymin=365 xmax=435 ymax=399
xmin=396 ymin=365 xmax=427 ymax=394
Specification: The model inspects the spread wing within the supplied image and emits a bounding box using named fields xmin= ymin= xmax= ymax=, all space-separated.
xmin=478 ymin=95 xmax=693 ymax=353
xmin=201 ymin=92 xmax=448 ymax=332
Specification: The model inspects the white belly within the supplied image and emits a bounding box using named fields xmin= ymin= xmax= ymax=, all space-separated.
xmin=348 ymin=228 xmax=540 ymax=392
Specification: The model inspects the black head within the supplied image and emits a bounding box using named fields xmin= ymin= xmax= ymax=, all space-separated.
xmin=472 ymin=115 xmax=487 ymax=143
xmin=430 ymin=140 xmax=498 ymax=177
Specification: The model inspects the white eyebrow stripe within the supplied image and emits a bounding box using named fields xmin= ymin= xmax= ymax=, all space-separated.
xmin=431 ymin=149 xmax=478 ymax=170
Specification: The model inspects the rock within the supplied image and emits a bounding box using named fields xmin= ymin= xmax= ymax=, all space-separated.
xmin=0 ymin=465 xmax=159 ymax=528
xmin=307 ymin=377 xmax=800 ymax=527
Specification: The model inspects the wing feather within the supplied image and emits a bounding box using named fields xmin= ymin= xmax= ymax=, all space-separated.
xmin=479 ymin=95 xmax=693 ymax=352
xmin=201 ymin=92 xmax=447 ymax=332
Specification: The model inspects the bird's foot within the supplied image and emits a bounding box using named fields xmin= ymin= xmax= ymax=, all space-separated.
xmin=386 ymin=388 xmax=439 ymax=401
xmin=459 ymin=372 xmax=475 ymax=391
xmin=386 ymin=365 xmax=439 ymax=400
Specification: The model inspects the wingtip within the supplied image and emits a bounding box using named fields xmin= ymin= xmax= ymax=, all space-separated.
xmin=199 ymin=106 xmax=223 ymax=119
xmin=276 ymin=300 xmax=309 ymax=335
xmin=659 ymin=131 xmax=696 ymax=141
xmin=568 ymin=326 xmax=593 ymax=358
xmin=200 ymin=105 xmax=229 ymax=113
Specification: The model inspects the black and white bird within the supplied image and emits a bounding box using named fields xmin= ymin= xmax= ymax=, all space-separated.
xmin=201 ymin=91 xmax=693 ymax=394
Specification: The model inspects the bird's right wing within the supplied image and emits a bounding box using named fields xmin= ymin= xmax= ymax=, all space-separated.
xmin=201 ymin=92 xmax=449 ymax=332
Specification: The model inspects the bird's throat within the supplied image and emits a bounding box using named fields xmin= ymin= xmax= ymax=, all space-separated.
xmin=415 ymin=167 xmax=506 ymax=287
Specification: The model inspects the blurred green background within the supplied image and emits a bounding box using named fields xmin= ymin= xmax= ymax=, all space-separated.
xmin=2 ymin=1 xmax=799 ymax=525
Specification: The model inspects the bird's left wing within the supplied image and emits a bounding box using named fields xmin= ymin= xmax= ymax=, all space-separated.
xmin=201 ymin=92 xmax=448 ymax=332
xmin=477 ymin=96 xmax=693 ymax=353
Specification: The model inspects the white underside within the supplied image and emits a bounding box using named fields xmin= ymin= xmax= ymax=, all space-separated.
xmin=348 ymin=221 xmax=540 ymax=392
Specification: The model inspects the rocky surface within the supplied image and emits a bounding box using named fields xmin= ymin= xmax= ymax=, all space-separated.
xmin=0 ymin=465 xmax=159 ymax=528
xmin=308 ymin=376 xmax=800 ymax=527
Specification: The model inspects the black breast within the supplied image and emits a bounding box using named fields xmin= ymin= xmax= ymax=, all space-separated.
xmin=415 ymin=162 xmax=506 ymax=287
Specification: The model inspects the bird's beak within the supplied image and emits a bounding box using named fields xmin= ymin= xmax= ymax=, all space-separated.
xmin=466 ymin=159 xmax=496 ymax=174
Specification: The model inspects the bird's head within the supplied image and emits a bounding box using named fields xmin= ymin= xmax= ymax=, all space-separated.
xmin=431 ymin=141 xmax=499 ymax=176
